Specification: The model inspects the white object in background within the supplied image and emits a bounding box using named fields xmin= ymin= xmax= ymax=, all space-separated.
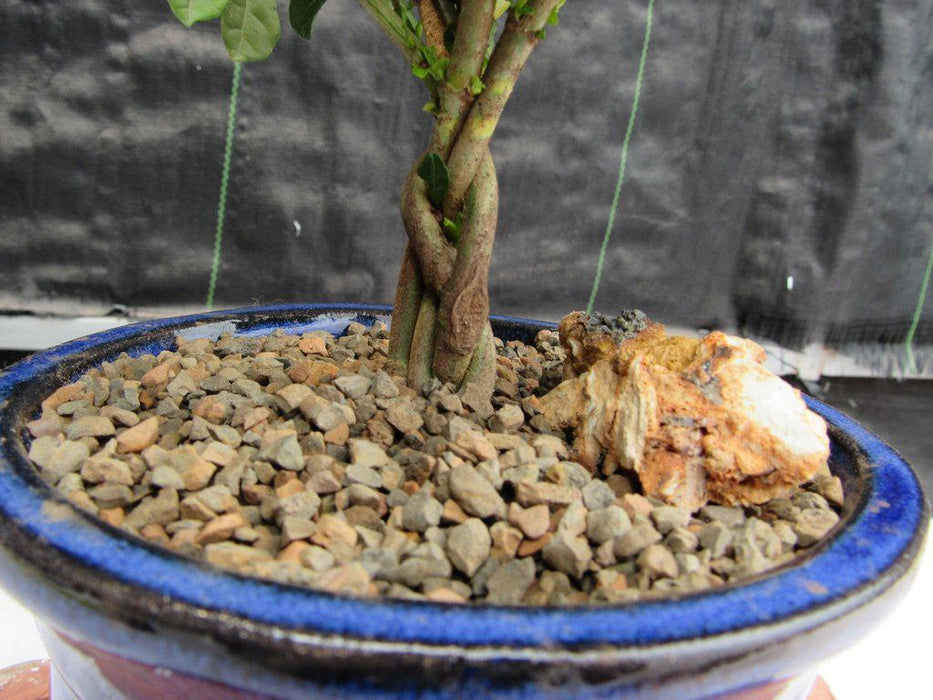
xmin=0 ymin=316 xmax=130 ymax=351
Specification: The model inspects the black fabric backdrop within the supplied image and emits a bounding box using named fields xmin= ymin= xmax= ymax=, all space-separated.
xmin=1 ymin=0 xmax=932 ymax=348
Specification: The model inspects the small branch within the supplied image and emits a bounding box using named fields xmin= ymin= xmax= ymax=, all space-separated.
xmin=409 ymin=292 xmax=440 ymax=390
xmin=386 ymin=245 xmax=423 ymax=375
xmin=433 ymin=150 xmax=498 ymax=383
xmin=356 ymin=0 xmax=422 ymax=64
xmin=432 ymin=0 xmax=497 ymax=156
xmin=401 ymin=157 xmax=456 ymax=293
xmin=444 ymin=0 xmax=564 ymax=214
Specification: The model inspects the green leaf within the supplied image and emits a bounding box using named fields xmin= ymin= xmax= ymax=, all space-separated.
xmin=469 ymin=75 xmax=485 ymax=96
xmin=289 ymin=0 xmax=327 ymax=40
xmin=221 ymin=0 xmax=281 ymax=63
xmin=167 ymin=0 xmax=232 ymax=27
xmin=417 ymin=153 xmax=450 ymax=210
xmin=494 ymin=0 xmax=510 ymax=20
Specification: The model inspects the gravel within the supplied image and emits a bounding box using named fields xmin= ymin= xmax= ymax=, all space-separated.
xmin=25 ymin=324 xmax=845 ymax=605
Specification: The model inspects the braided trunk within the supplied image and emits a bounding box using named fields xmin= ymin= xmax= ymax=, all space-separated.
xmin=366 ymin=0 xmax=565 ymax=407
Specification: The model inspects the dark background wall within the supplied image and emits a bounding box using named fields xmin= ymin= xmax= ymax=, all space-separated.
xmin=1 ymin=0 xmax=931 ymax=348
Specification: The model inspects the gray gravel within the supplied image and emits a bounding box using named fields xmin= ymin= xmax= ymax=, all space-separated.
xmin=26 ymin=325 xmax=844 ymax=605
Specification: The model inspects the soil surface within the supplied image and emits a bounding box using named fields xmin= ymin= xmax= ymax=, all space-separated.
xmin=25 ymin=324 xmax=842 ymax=604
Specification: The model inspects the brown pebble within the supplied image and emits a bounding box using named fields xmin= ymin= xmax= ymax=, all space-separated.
xmin=99 ymin=507 xmax=124 ymax=527
xmin=275 ymin=479 xmax=304 ymax=499
xmin=299 ymin=336 xmax=329 ymax=356
xmin=241 ymin=483 xmax=272 ymax=505
xmin=116 ymin=417 xmax=160 ymax=454
xmin=324 ymin=423 xmax=350 ymax=445
xmin=196 ymin=513 xmax=247 ymax=545
xmin=140 ymin=523 xmax=169 ymax=544
xmin=425 ymin=588 xmax=467 ymax=603
xmin=277 ymin=540 xmax=311 ymax=563
xmin=517 ymin=532 xmax=553 ymax=557
xmin=441 ymin=498 xmax=469 ymax=524
xmin=311 ymin=515 xmax=359 ymax=549
xmin=41 ymin=383 xmax=85 ymax=412
xmin=621 ymin=494 xmax=654 ymax=519
xmin=508 ymin=503 xmax=551 ymax=540
xmin=170 ymin=528 xmax=199 ymax=550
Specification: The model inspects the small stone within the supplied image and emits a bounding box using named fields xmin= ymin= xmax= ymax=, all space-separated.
xmin=772 ymin=520 xmax=798 ymax=552
xmin=348 ymin=438 xmax=391 ymax=468
xmin=508 ymin=503 xmax=551 ymax=540
xmin=665 ymin=527 xmax=700 ymax=553
xmin=205 ymin=542 xmax=273 ymax=569
xmin=699 ymin=522 xmax=734 ymax=557
xmin=200 ymin=441 xmax=238 ymax=467
xmin=515 ymin=481 xmax=575 ymax=508
xmin=300 ymin=546 xmax=336 ymax=572
xmin=276 ymin=490 xmax=321 ymax=522
xmin=302 ymin=398 xmax=355 ymax=432
xmin=66 ymin=416 xmax=115 ymax=440
xmin=299 ymin=336 xmax=329 ymax=355
xmin=586 ymin=506 xmax=631 ymax=544
xmin=334 ymin=375 xmax=372 ymax=400
xmin=441 ymin=498 xmax=469 ymax=524
xmin=80 ymin=458 xmax=134 ymax=486
xmin=281 ymin=515 xmax=317 ymax=542
xmin=650 ymin=506 xmax=692 ymax=534
xmin=166 ymin=370 xmax=197 ymax=400
xmin=384 ymin=399 xmax=424 ymax=434
xmin=124 ymin=488 xmax=179 ymax=529
xmin=813 ymin=475 xmax=844 ymax=508
xmin=638 ymin=544 xmax=678 ymax=579
xmin=88 ymin=483 xmax=133 ymax=509
xmin=700 ymin=505 xmax=746 ymax=528
xmin=620 ymin=494 xmax=654 ymax=519
xmin=485 ymin=558 xmax=536 ymax=604
xmin=31 ymin=439 xmax=90 ymax=483
xmin=196 ymin=512 xmax=247 ymax=545
xmin=311 ymin=514 xmax=359 ymax=549
xmin=116 ymin=416 xmax=160 ymax=454
xmin=344 ymin=464 xmax=383 ymax=489
xmin=372 ymin=371 xmax=400 ymax=399
xmin=489 ymin=404 xmax=524 ymax=432
xmin=169 ymin=446 xmax=217 ymax=491
xmin=196 ymin=485 xmax=236 ymax=513
xmin=307 ymin=470 xmax=342 ymax=495
xmin=27 ymin=413 xmax=64 ymax=438
xmin=613 ymin=523 xmax=663 ymax=558
xmin=517 ymin=532 xmax=552 ymax=558
xmin=793 ymin=508 xmax=839 ymax=547
xmin=449 ymin=464 xmax=506 ymax=519
xmin=581 ymin=480 xmax=615 ymax=511
xmin=489 ymin=522 xmax=523 ymax=560
xmin=454 ymin=430 xmax=498 ymax=462
xmin=558 ymin=500 xmax=588 ymax=537
xmin=402 ymin=492 xmax=443 ymax=532
xmin=542 ymin=530 xmax=592 ymax=578
xmin=276 ymin=383 xmax=314 ymax=411
xmin=41 ymin=383 xmax=86 ymax=412
xmin=446 ymin=518 xmax=491 ymax=576
xmin=259 ymin=430 xmax=304 ymax=471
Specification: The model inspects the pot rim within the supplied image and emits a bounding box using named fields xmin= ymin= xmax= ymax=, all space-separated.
xmin=0 ymin=303 xmax=928 ymax=652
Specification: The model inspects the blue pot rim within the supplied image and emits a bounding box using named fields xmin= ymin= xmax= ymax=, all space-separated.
xmin=0 ymin=303 xmax=928 ymax=651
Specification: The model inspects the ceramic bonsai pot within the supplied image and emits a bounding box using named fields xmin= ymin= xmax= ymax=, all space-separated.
xmin=0 ymin=304 xmax=927 ymax=700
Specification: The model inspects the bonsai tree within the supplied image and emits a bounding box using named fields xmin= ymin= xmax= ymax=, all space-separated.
xmin=167 ymin=0 xmax=566 ymax=410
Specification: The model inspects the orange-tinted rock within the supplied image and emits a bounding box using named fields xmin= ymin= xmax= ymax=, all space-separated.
xmin=541 ymin=314 xmax=830 ymax=509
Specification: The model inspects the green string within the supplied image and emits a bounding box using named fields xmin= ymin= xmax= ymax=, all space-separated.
xmin=586 ymin=0 xmax=655 ymax=314
xmin=207 ymin=61 xmax=243 ymax=311
xmin=905 ymin=239 xmax=933 ymax=372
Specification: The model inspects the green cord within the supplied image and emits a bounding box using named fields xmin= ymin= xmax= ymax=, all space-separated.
xmin=586 ymin=0 xmax=655 ymax=314
xmin=207 ymin=61 xmax=243 ymax=311
xmin=905 ymin=239 xmax=933 ymax=372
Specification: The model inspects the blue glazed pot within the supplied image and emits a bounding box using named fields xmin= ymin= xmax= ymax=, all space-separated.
xmin=0 ymin=304 xmax=927 ymax=700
